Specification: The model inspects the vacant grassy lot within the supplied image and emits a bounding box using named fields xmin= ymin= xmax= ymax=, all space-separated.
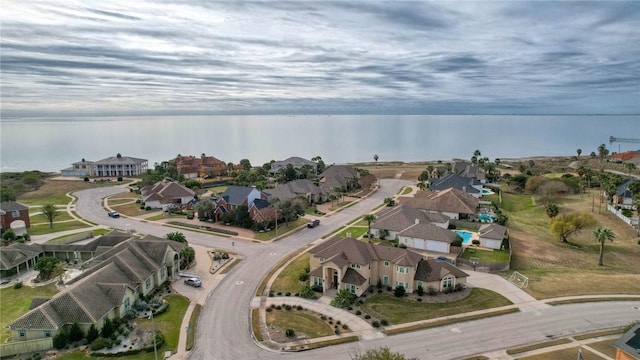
xmin=360 ymin=288 xmax=512 ymax=324
xmin=30 ymin=211 xmax=74 ymax=223
xmin=0 ymin=284 xmax=59 ymax=342
xmin=266 ymin=309 xmax=334 ymax=340
xmin=335 ymin=226 xmax=368 ymax=239
xmin=499 ymin=188 xmax=640 ymax=299
xmin=17 ymin=179 xmax=118 ymax=205
xmin=271 ymin=253 xmax=310 ymax=294
xmin=461 ymin=248 xmax=510 ymax=263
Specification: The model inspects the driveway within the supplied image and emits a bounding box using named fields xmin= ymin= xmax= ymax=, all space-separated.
xmin=465 ymin=270 xmax=550 ymax=312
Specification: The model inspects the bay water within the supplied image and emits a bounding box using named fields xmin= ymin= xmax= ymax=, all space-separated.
xmin=1 ymin=115 xmax=637 ymax=173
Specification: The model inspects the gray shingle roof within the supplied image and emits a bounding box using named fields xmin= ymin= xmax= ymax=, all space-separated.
xmin=399 ymin=223 xmax=458 ymax=243
xmin=0 ymin=243 xmax=43 ymax=270
xmin=415 ymin=259 xmax=469 ymax=282
xmin=399 ymin=188 xmax=479 ymax=215
xmin=616 ymin=179 xmax=640 ymax=198
xmin=372 ymin=205 xmax=449 ymax=232
xmin=266 ymin=180 xmax=327 ymax=201
xmin=220 ymin=186 xmax=259 ymax=206
xmin=429 ymin=174 xmax=481 ymax=194
xmin=478 ymin=223 xmax=507 ymax=240
xmin=94 ymin=154 xmax=147 ymax=165
xmin=0 ymin=201 xmax=29 ymax=212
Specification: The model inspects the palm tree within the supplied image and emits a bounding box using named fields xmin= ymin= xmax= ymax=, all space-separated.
xmin=363 ymin=214 xmax=376 ymax=238
xmin=597 ymin=144 xmax=609 ymax=163
xmin=545 ymin=203 xmax=559 ymax=218
xmin=473 ymin=149 xmax=481 ymax=158
xmin=41 ymin=203 xmax=59 ymax=228
xmin=593 ymin=227 xmax=615 ymax=266
xmin=416 ymin=182 xmax=428 ymax=191
xmin=576 ymin=149 xmax=582 ymax=159
xmin=624 ymin=162 xmax=636 ymax=175
xmin=426 ymin=165 xmax=434 ymax=177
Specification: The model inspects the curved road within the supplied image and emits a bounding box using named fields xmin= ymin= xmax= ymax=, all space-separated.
xmin=73 ymin=181 xmax=640 ymax=360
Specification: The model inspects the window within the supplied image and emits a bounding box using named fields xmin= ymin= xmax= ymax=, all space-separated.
xmin=442 ymin=276 xmax=453 ymax=289
xmin=124 ymin=297 xmax=130 ymax=311
xmin=347 ymin=284 xmax=357 ymax=294
xmin=382 ymin=275 xmax=389 ymax=285
xmin=313 ymin=277 xmax=323 ymax=286
xmin=19 ymin=329 xmax=26 ymax=338
xmin=383 ymin=261 xmax=390 ymax=267
xmin=395 ymin=281 xmax=408 ymax=289
xmin=11 ymin=210 xmax=19 ymax=218
xmin=397 ymin=266 xmax=409 ymax=274
xmin=146 ymin=278 xmax=151 ymax=289
xmin=417 ymin=281 xmax=423 ymax=288
xmin=319 ymin=258 xmax=325 ymax=262
xmin=160 ymin=267 xmax=165 ymax=279
xmin=44 ymin=330 xmax=51 ymax=337
xmin=350 ymin=264 xmax=361 ymax=269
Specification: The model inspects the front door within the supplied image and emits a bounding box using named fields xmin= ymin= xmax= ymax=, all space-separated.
xmin=333 ymin=272 xmax=338 ymax=289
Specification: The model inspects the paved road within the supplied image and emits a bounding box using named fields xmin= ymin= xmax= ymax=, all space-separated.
xmin=72 ymin=181 xmax=640 ymax=360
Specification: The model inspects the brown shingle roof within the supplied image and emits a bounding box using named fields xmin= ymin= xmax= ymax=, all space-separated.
xmin=372 ymin=205 xmax=449 ymax=233
xmin=415 ymin=260 xmax=469 ymax=282
xmin=342 ymin=268 xmax=367 ymax=285
xmin=309 ymin=237 xmax=423 ymax=268
xmin=399 ymin=223 xmax=458 ymax=243
xmin=478 ymin=223 xmax=507 ymax=240
xmin=399 ymin=188 xmax=478 ymax=215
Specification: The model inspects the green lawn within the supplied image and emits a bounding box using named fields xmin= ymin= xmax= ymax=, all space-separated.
xmin=266 ymin=309 xmax=334 ymax=339
xmin=461 ymin=248 xmax=511 ymax=263
xmin=360 ymin=288 xmax=513 ymax=324
xmin=335 ymin=226 xmax=368 ymax=239
xmin=500 ymin=192 xmax=534 ymax=212
xmin=30 ymin=211 xmax=74 ymax=223
xmin=253 ymin=218 xmax=308 ymax=241
xmin=46 ymin=228 xmax=112 ymax=245
xmin=400 ymin=187 xmax=413 ymax=195
xmin=0 ymin=284 xmax=59 ymax=342
xmin=271 ymin=253 xmax=310 ymax=294
xmin=28 ymin=221 xmax=92 ymax=236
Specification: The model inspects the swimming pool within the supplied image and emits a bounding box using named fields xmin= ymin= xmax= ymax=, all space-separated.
xmin=478 ymin=213 xmax=494 ymax=222
xmin=481 ymin=188 xmax=495 ymax=195
xmin=454 ymin=230 xmax=474 ymax=245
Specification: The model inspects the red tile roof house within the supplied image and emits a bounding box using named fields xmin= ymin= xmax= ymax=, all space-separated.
xmin=141 ymin=181 xmax=196 ymax=209
xmin=399 ymin=188 xmax=479 ymax=220
xmin=308 ymin=237 xmax=468 ymax=297
xmin=0 ymin=201 xmax=31 ymax=235
xmin=171 ymin=155 xmax=228 ymax=179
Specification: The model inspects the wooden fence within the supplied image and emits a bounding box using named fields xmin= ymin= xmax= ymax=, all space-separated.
xmin=0 ymin=338 xmax=53 ymax=357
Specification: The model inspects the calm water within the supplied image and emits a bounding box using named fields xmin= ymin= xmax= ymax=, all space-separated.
xmin=0 ymin=115 xmax=637 ymax=173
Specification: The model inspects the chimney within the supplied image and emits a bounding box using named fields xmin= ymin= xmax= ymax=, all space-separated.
xmin=415 ymin=218 xmax=419 ymax=224
xmin=462 ymin=186 xmax=466 ymax=193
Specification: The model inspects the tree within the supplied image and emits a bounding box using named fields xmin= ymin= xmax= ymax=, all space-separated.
xmin=312 ymin=156 xmax=326 ymax=173
xmin=100 ymin=317 xmax=114 ymax=338
xmin=1 ymin=187 xmax=16 ymax=201
xmin=351 ymin=347 xmax=407 ymax=360
xmin=426 ymin=165 xmax=434 ymax=176
xmin=68 ymin=322 xmax=85 ymax=342
xmin=418 ymin=170 xmax=430 ymax=183
xmin=330 ymin=289 xmax=355 ymax=308
xmin=545 ymin=203 xmax=559 ymax=218
xmin=597 ymin=144 xmax=609 ymax=163
xmin=593 ymin=227 xmax=615 ymax=266
xmin=473 ymin=149 xmax=481 ymax=158
xmin=2 ymin=229 xmax=16 ymax=242
xmin=166 ymin=231 xmax=187 ymax=243
xmin=363 ymin=214 xmax=376 ymax=237
xmin=373 ymin=154 xmax=379 ymax=163
xmin=195 ymin=200 xmax=215 ymax=220
xmin=239 ymin=159 xmax=252 ymax=172
xmin=549 ymin=212 xmax=596 ymax=243
xmin=227 ymin=162 xmax=234 ymax=176
xmin=41 ymin=203 xmax=59 ymax=228
xmin=624 ymin=162 xmax=636 ymax=175
xmin=86 ymin=324 xmax=99 ymax=343
xmin=576 ymin=148 xmax=582 ymax=158
xmin=181 ymin=246 xmax=195 ymax=269
xmin=34 ymin=256 xmax=61 ymax=280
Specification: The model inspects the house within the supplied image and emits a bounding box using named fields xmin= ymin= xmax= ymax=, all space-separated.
xmin=7 ymin=232 xmax=184 ymax=342
xmin=141 ymin=181 xmax=196 ymax=209
xmin=171 ymin=155 xmax=227 ymax=178
xmin=0 ymin=201 xmax=31 ymax=234
xmin=248 ymin=199 xmax=277 ymax=227
xmin=611 ymin=151 xmax=640 ymax=163
xmin=614 ymin=323 xmax=640 ymax=360
xmin=215 ymin=185 xmax=268 ymax=221
xmin=370 ymin=205 xmax=450 ymax=240
xmin=613 ymin=179 xmax=640 ymax=208
xmin=453 ymin=160 xmax=486 ymax=181
xmin=478 ymin=223 xmax=507 ymax=250
xmin=429 ymin=174 xmax=484 ymax=198
xmin=308 ymin=237 xmax=468 ymax=297
xmin=398 ymin=221 xmax=459 ymax=254
xmin=398 ymin=188 xmax=479 ymax=220
xmin=269 ymin=157 xmax=317 ymax=176
xmin=265 ymin=179 xmax=328 ymax=204
xmin=60 ymin=159 xmax=95 ymax=177
xmin=318 ymin=165 xmax=359 ymax=192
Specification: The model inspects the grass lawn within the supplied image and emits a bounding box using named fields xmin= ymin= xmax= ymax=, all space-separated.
xmin=400 ymin=187 xmax=413 ymax=195
xmin=461 ymin=248 xmax=510 ymax=263
xmin=335 ymin=226 xmax=368 ymax=239
xmin=0 ymin=284 xmax=59 ymax=342
xmin=17 ymin=180 xmax=119 ymax=206
xmin=271 ymin=253 xmax=310 ymax=294
xmin=266 ymin=309 xmax=334 ymax=339
xmin=136 ymin=294 xmax=190 ymax=352
xmin=360 ymin=288 xmax=512 ymax=324
xmin=111 ymin=202 xmax=160 ymax=217
xmin=146 ymin=213 xmax=190 ymax=221
xmin=586 ymin=339 xmax=617 ymax=358
xmin=517 ymin=346 xmax=599 ymax=360
xmin=28 ymin=221 xmax=92 ymax=236
xmin=30 ymin=211 xmax=75 ymax=224
xmin=253 ymin=218 xmax=308 ymax=241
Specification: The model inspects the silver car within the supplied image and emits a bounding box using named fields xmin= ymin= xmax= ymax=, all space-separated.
xmin=184 ymin=277 xmax=202 ymax=287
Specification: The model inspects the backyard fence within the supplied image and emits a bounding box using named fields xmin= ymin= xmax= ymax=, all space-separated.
xmin=607 ymin=205 xmax=639 ymax=227
xmin=0 ymin=338 xmax=53 ymax=357
xmin=456 ymin=240 xmax=512 ymax=273
xmin=450 ymin=219 xmax=482 ymax=231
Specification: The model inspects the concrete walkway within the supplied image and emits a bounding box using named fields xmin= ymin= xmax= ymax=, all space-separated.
xmin=465 ymin=270 xmax=550 ymax=312
xmin=482 ymin=333 xmax=620 ymax=359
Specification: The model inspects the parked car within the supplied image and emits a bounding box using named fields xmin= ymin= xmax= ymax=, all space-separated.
xmin=307 ymin=219 xmax=320 ymax=228
xmin=107 ymin=211 xmax=120 ymax=218
xmin=184 ymin=277 xmax=202 ymax=287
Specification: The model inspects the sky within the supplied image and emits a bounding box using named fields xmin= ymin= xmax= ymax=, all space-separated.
xmin=1 ymin=1 xmax=639 ymax=117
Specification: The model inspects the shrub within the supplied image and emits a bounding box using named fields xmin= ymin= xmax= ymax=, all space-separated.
xmin=386 ymin=286 xmax=392 ymax=291
xmin=13 ymin=281 xmax=23 ymax=289
xmin=298 ymin=272 xmax=310 ymax=282
xmin=330 ymin=289 xmax=356 ymax=308
xmin=381 ymin=319 xmax=389 ymax=326
xmin=334 ymin=329 xmax=340 ymax=335
xmin=68 ymin=322 xmax=84 ymax=342
xmin=86 ymin=324 xmax=99 ymax=343
xmin=321 ymin=315 xmax=327 ymax=320
xmin=455 ymin=283 xmax=465 ymax=292
xmin=117 ymin=177 xmax=123 ymax=182
xmin=269 ymin=291 xmax=274 ymax=297
xmin=347 ymin=306 xmax=353 ymax=311
xmin=285 ymin=329 xmax=295 ymax=337
xmin=90 ymin=337 xmax=110 ymax=351
xmin=472 ymin=239 xmax=480 ymax=245
xmin=394 ymin=285 xmax=406 ymax=298
xmin=285 ymin=292 xmax=291 ymax=296
xmin=416 ymin=285 xmax=424 ymax=296
xmin=53 ymin=330 xmax=68 ymax=349
xmin=342 ymin=324 xmax=349 ymax=330
xmin=364 ymin=315 xmax=371 ymax=319
xmin=417 ymin=298 xmax=422 ymax=302
xmin=84 ymin=177 xmax=90 ymax=182
xmin=372 ymin=321 xmax=380 ymax=328
xmin=427 ymin=286 xmax=437 ymax=296
xmin=299 ymin=284 xmax=316 ymax=299
xmin=355 ymin=310 xmax=362 ymax=316
xmin=297 ymin=305 xmax=303 ymax=311
xmin=266 ymin=308 xmax=272 ymax=312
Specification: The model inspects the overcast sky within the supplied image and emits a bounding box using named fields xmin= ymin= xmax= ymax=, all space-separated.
xmin=1 ymin=1 xmax=638 ymax=117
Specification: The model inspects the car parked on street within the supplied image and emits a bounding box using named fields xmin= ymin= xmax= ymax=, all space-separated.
xmin=107 ymin=211 xmax=120 ymax=218
xmin=184 ymin=277 xmax=202 ymax=287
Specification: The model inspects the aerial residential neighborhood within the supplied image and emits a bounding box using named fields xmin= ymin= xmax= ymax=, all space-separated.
xmin=1 ymin=147 xmax=639 ymax=360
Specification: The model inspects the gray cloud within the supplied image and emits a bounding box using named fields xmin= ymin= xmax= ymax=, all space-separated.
xmin=0 ymin=1 xmax=638 ymax=117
